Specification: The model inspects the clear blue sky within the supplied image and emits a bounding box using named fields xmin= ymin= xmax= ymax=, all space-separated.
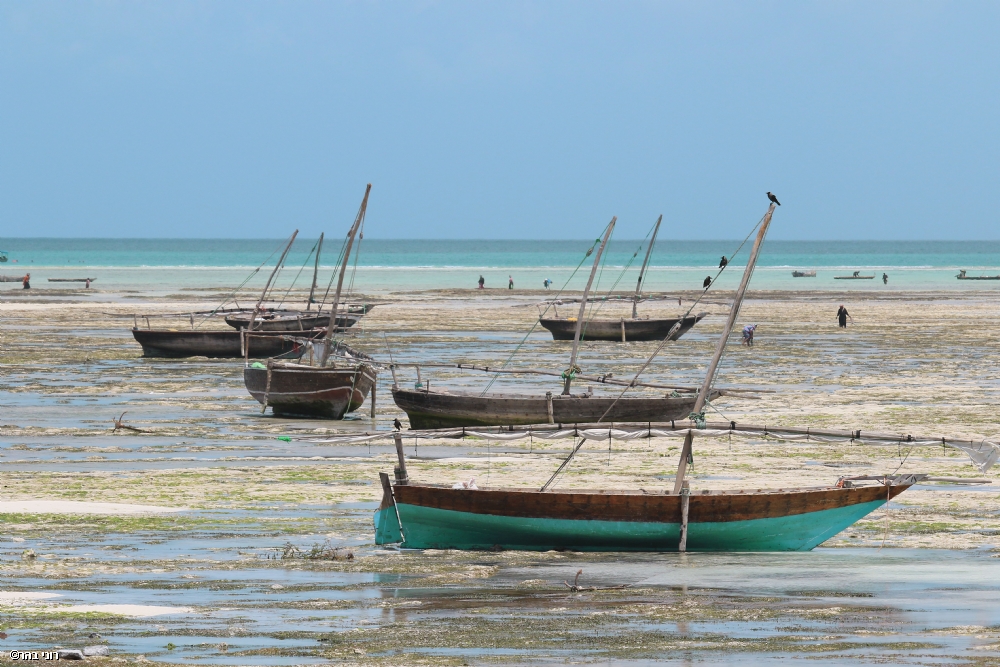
xmin=1 ymin=2 xmax=997 ymax=239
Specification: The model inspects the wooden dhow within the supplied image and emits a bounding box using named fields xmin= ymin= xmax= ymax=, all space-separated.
xmin=132 ymin=328 xmax=318 ymax=359
xmin=244 ymin=184 xmax=377 ymax=419
xmin=538 ymin=216 xmax=706 ymax=342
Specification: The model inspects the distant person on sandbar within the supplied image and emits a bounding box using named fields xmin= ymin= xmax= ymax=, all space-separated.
xmin=703 ymin=276 xmax=712 ymax=288
xmin=852 ymin=271 xmax=860 ymax=278
xmin=837 ymin=304 xmax=852 ymax=328
xmin=85 ymin=278 xmax=90 ymax=289
xmin=543 ymin=279 xmax=551 ymax=290
xmin=478 ymin=275 xmax=485 ymax=289
xmin=882 ymin=273 xmax=888 ymax=285
xmin=742 ymin=324 xmax=757 ymax=346
xmin=508 ymin=275 xmax=513 ymax=289
xmin=22 ymin=273 xmax=30 ymax=289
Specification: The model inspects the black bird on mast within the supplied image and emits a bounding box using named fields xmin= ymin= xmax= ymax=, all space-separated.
xmin=393 ymin=418 xmax=402 ymax=431
xmin=767 ymin=192 xmax=781 ymax=206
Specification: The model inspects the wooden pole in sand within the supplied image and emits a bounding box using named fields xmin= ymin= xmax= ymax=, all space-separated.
xmin=673 ymin=203 xmax=776 ymax=495
xmin=563 ymin=218 xmax=616 ymax=395
xmin=320 ymin=184 xmax=371 ymax=366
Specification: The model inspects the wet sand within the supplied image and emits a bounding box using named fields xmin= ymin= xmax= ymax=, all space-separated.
xmin=1 ymin=286 xmax=999 ymax=664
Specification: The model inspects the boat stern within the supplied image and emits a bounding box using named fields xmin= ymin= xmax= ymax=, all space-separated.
xmin=374 ymin=472 xmax=403 ymax=545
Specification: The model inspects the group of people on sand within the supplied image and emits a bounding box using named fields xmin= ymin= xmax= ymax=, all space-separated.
xmin=477 ymin=274 xmax=555 ymax=290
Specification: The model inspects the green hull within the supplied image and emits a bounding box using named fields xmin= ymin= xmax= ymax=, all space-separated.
xmin=376 ymin=499 xmax=885 ymax=552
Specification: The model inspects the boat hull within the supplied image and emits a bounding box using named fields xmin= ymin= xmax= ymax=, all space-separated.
xmin=392 ymin=388 xmax=712 ymax=429
xmin=538 ymin=313 xmax=705 ymax=342
xmin=131 ymin=329 xmax=318 ymax=359
xmin=375 ymin=482 xmax=910 ymax=552
xmin=244 ymin=362 xmax=375 ymax=418
xmin=224 ymin=312 xmax=360 ymax=331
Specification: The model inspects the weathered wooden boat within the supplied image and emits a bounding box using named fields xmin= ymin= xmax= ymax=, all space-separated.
xmin=956 ymin=270 xmax=1000 ymax=280
xmin=0 ymin=275 xmax=25 ymax=282
xmin=374 ymin=474 xmax=921 ymax=551
xmin=834 ymin=273 xmax=874 ymax=280
xmin=48 ymin=278 xmax=96 ymax=283
xmin=377 ymin=201 xmax=820 ymax=552
xmin=243 ymin=184 xmax=377 ymax=419
xmin=223 ymin=310 xmax=360 ymax=331
xmin=392 ymin=386 xmax=715 ymax=429
xmin=538 ymin=216 xmax=707 ymax=342
xmin=539 ymin=313 xmax=706 ymax=342
xmin=791 ymin=270 xmax=816 ymax=277
xmin=131 ymin=328 xmax=319 ymax=358
xmin=245 ymin=359 xmax=376 ymax=418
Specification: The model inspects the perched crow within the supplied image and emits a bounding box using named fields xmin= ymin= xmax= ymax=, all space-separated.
xmin=393 ymin=418 xmax=402 ymax=431
xmin=719 ymin=256 xmax=728 ymax=268
xmin=767 ymin=192 xmax=781 ymax=206
xmin=703 ymin=276 xmax=712 ymax=288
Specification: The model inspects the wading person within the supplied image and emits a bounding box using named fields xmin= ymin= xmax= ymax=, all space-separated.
xmin=742 ymin=324 xmax=757 ymax=346
xmin=477 ymin=275 xmax=485 ymax=289
xmin=882 ymin=273 xmax=888 ymax=285
xmin=22 ymin=273 xmax=30 ymax=289
xmin=508 ymin=275 xmax=513 ymax=289
xmin=837 ymin=304 xmax=852 ymax=328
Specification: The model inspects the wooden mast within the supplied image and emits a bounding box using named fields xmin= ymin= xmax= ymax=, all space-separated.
xmin=306 ymin=233 xmax=324 ymax=311
xmin=249 ymin=230 xmax=299 ymax=330
xmin=563 ymin=218 xmax=616 ymax=395
xmin=672 ymin=202 xmax=776 ymax=495
xmin=320 ymin=184 xmax=371 ymax=366
xmin=632 ymin=215 xmax=662 ymax=318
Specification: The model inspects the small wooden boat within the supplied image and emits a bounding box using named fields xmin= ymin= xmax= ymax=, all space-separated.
xmin=375 ymin=474 xmax=920 ymax=551
xmin=244 ymin=359 xmax=376 ymax=418
xmin=392 ymin=386 xmax=714 ymax=429
xmin=956 ymin=270 xmax=1000 ymax=280
xmin=539 ymin=313 xmax=705 ymax=342
xmin=223 ymin=310 xmax=360 ymax=331
xmin=0 ymin=275 xmax=24 ymax=282
xmin=834 ymin=272 xmax=874 ymax=280
xmin=243 ymin=184 xmax=377 ymax=419
xmin=48 ymin=278 xmax=96 ymax=283
xmin=791 ymin=270 xmax=816 ymax=277
xmin=131 ymin=328 xmax=319 ymax=358
xmin=539 ymin=216 xmax=706 ymax=342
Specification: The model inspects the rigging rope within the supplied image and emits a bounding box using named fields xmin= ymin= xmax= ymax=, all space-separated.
xmin=195 ymin=235 xmax=292 ymax=329
xmin=275 ymin=239 xmax=318 ymax=309
xmin=478 ymin=228 xmax=610 ymax=396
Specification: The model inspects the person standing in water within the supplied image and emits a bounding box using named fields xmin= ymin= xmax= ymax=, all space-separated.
xmin=22 ymin=273 xmax=30 ymax=289
xmin=837 ymin=304 xmax=852 ymax=328
xmin=508 ymin=275 xmax=513 ymax=289
xmin=742 ymin=324 xmax=757 ymax=346
xmin=477 ymin=275 xmax=485 ymax=289
xmin=882 ymin=273 xmax=888 ymax=285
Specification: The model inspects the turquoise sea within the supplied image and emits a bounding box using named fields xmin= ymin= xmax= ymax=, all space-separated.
xmin=2 ymin=238 xmax=999 ymax=293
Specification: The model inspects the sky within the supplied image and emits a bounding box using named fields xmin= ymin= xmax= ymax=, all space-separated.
xmin=1 ymin=1 xmax=998 ymax=240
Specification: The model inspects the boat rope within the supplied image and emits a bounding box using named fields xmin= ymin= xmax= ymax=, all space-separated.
xmin=275 ymin=239 xmax=319 ymax=309
xmin=581 ymin=221 xmax=656 ymax=329
xmin=290 ymin=423 xmax=1000 ymax=473
xmin=194 ymin=235 xmax=291 ymax=329
xmin=316 ymin=235 xmax=351 ymax=312
xmin=591 ymin=210 xmax=768 ymax=426
xmin=478 ymin=231 xmax=607 ymax=396
xmin=344 ymin=215 xmax=366 ymax=304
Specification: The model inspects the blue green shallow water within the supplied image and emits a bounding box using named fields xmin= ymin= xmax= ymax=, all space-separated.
xmin=2 ymin=239 xmax=1000 ymax=292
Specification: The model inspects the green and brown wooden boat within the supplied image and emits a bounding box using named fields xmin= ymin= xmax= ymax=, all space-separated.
xmin=374 ymin=473 xmax=921 ymax=551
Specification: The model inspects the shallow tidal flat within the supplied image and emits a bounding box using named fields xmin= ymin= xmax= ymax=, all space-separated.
xmin=1 ymin=287 xmax=1000 ymax=665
